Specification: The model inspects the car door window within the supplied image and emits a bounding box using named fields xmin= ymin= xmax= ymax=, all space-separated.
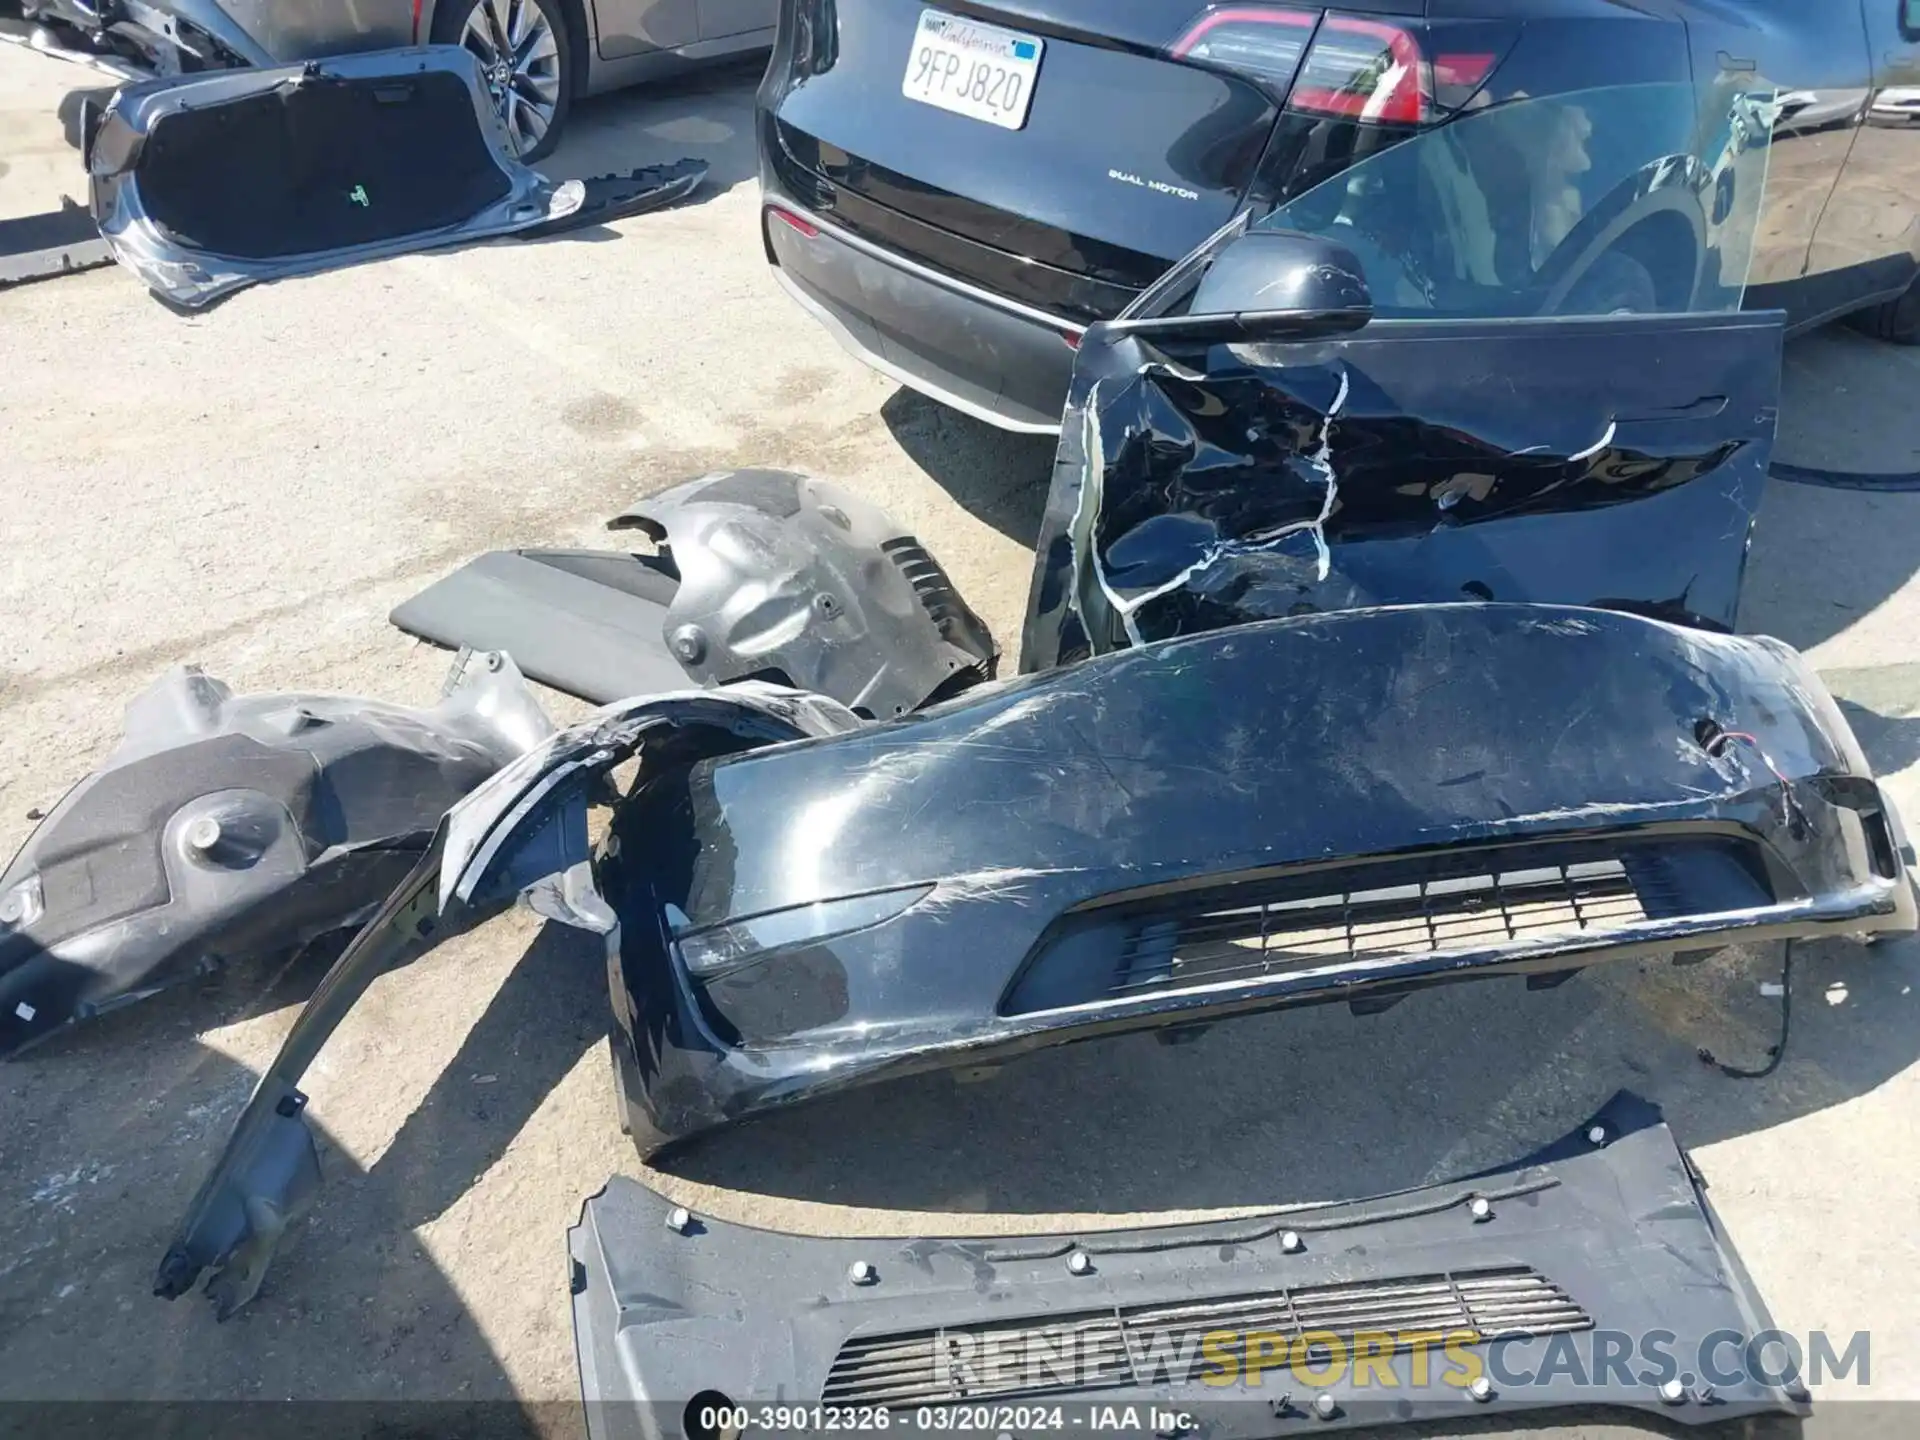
xmin=1251 ymin=82 xmax=1773 ymax=319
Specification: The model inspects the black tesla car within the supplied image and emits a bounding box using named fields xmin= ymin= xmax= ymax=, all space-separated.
xmin=757 ymin=0 xmax=1920 ymax=432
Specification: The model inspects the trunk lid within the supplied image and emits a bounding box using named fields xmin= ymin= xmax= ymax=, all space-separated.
xmin=768 ymin=0 xmax=1514 ymax=318
xmin=769 ymin=0 xmax=1300 ymax=301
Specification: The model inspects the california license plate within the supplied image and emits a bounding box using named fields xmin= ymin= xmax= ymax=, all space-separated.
xmin=901 ymin=9 xmax=1043 ymax=131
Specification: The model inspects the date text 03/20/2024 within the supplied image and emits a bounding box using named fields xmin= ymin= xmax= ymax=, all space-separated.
xmin=690 ymin=1405 xmax=1178 ymax=1433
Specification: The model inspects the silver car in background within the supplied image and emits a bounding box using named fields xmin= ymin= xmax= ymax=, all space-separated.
xmin=12 ymin=0 xmax=773 ymax=158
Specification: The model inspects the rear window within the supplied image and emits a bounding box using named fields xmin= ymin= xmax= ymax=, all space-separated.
xmin=1253 ymin=82 xmax=1774 ymax=318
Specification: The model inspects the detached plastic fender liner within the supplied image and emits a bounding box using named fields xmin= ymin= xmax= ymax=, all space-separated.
xmin=567 ymin=1093 xmax=1806 ymax=1434
xmin=88 ymin=46 xmax=585 ymax=309
xmin=155 ymin=682 xmax=862 ymax=1317
xmin=392 ymin=470 xmax=998 ymax=714
xmin=0 ymin=651 xmax=551 ymax=1059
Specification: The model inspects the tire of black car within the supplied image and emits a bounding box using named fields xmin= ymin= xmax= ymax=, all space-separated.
xmin=1557 ymin=249 xmax=1660 ymax=317
xmin=1852 ymin=271 xmax=1920 ymax=346
xmin=432 ymin=0 xmax=576 ymax=164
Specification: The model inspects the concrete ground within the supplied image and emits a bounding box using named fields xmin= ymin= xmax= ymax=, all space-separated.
xmin=4 ymin=40 xmax=1920 ymax=1439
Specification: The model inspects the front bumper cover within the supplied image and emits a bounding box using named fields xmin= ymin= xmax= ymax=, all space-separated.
xmin=598 ymin=603 xmax=1914 ymax=1155
xmin=153 ymin=606 xmax=1918 ymax=1315
xmin=568 ymin=1093 xmax=1805 ymax=1436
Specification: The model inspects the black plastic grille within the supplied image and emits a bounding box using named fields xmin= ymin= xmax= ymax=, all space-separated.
xmin=1001 ymin=835 xmax=1778 ymax=1016
xmin=823 ymin=1267 xmax=1591 ymax=1407
xmin=1108 ymin=859 xmax=1645 ymax=997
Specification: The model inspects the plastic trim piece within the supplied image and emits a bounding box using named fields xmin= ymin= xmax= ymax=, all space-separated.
xmin=393 ymin=470 xmax=997 ymax=715
xmin=566 ymin=1093 xmax=1807 ymax=1436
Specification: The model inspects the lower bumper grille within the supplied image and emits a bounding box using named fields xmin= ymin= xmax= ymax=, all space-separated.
xmin=1000 ymin=836 xmax=1777 ymax=1016
xmin=1111 ymin=859 xmax=1647 ymax=996
xmin=822 ymin=1266 xmax=1591 ymax=1407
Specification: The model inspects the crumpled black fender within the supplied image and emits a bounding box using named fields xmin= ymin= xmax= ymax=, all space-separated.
xmin=392 ymin=469 xmax=998 ymax=714
xmin=0 ymin=651 xmax=550 ymax=1059
xmin=1021 ymin=310 xmax=1784 ymax=670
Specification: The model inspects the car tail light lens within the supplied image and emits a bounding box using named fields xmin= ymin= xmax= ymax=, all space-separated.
xmin=1170 ymin=8 xmax=1511 ymax=126
xmin=1169 ymin=5 xmax=1317 ymax=90
xmin=1290 ymin=14 xmax=1426 ymax=124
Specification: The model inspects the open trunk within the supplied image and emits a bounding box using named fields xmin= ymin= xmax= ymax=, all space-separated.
xmin=89 ymin=47 xmax=581 ymax=308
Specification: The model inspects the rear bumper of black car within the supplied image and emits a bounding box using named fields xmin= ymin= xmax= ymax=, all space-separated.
xmin=601 ymin=605 xmax=1915 ymax=1157
xmin=569 ymin=1093 xmax=1807 ymax=1437
xmin=758 ymin=184 xmax=1080 ymax=434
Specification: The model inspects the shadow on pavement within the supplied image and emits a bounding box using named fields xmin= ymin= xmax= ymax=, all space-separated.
xmin=665 ymin=927 xmax=1920 ymax=1219
xmin=0 ymin=1011 xmax=551 ymax=1430
xmin=1740 ymin=327 xmax=1920 ymax=649
xmin=352 ymin=924 xmax=608 ymax=1236
xmin=547 ymin=59 xmax=764 ymax=199
xmin=881 ymin=388 xmax=1055 ymax=547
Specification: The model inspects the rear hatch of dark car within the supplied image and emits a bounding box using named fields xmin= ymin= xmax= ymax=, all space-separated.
xmin=762 ymin=0 xmax=1524 ymax=321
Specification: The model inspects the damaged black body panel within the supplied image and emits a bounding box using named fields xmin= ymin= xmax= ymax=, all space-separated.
xmin=598 ymin=605 xmax=1911 ymax=1155
xmin=392 ymin=470 xmax=997 ymax=715
xmin=89 ymin=47 xmax=583 ymax=308
xmin=567 ymin=1094 xmax=1804 ymax=1435
xmin=1021 ymin=311 xmax=1783 ymax=671
xmin=0 ymin=654 xmax=549 ymax=1059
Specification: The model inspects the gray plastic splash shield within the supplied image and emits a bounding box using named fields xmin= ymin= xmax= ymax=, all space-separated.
xmin=89 ymin=46 xmax=583 ymax=310
xmin=0 ymin=651 xmax=551 ymax=1057
xmin=392 ymin=470 xmax=996 ymax=715
xmin=567 ymin=1094 xmax=1806 ymax=1438
xmin=154 ymin=682 xmax=860 ymax=1319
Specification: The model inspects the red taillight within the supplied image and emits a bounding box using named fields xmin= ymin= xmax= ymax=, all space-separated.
xmin=1290 ymin=14 xmax=1426 ymax=125
xmin=1432 ymin=52 xmax=1495 ymax=90
xmin=410 ymin=0 xmax=423 ymax=43
xmin=1169 ymin=8 xmax=1509 ymax=126
xmin=767 ymin=204 xmax=821 ymax=239
xmin=1169 ymin=5 xmax=1317 ymax=89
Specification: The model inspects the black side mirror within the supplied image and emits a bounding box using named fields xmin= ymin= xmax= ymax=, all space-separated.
xmin=1109 ymin=229 xmax=1373 ymax=343
xmin=1903 ymin=0 xmax=1920 ymax=40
